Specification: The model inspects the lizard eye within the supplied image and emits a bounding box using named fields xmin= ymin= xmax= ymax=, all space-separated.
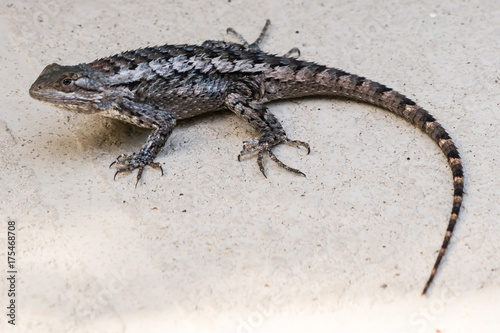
xmin=62 ymin=78 xmax=73 ymax=86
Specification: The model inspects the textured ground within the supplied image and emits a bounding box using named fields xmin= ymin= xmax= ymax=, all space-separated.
xmin=1 ymin=0 xmax=499 ymax=332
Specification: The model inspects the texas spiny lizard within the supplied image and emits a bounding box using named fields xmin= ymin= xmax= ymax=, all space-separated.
xmin=29 ymin=20 xmax=464 ymax=295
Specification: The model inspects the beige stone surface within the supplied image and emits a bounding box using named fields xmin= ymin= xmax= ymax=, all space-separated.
xmin=0 ymin=0 xmax=499 ymax=332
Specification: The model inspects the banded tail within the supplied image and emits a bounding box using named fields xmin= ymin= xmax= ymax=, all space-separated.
xmin=326 ymin=69 xmax=464 ymax=294
xmin=282 ymin=66 xmax=465 ymax=294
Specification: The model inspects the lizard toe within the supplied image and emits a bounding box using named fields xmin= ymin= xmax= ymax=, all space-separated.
xmin=237 ymin=137 xmax=307 ymax=177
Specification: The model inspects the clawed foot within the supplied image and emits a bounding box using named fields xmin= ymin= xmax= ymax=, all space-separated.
xmin=110 ymin=153 xmax=163 ymax=186
xmin=237 ymin=137 xmax=310 ymax=177
xmin=226 ymin=20 xmax=301 ymax=58
xmin=227 ymin=19 xmax=271 ymax=50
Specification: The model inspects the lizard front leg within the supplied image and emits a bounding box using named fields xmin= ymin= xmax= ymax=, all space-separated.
xmin=108 ymin=100 xmax=176 ymax=185
xmin=224 ymin=80 xmax=310 ymax=177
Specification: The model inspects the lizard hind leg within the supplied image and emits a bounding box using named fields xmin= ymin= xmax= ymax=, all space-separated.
xmin=225 ymin=80 xmax=310 ymax=177
xmin=227 ymin=20 xmax=301 ymax=58
xmin=227 ymin=19 xmax=271 ymax=50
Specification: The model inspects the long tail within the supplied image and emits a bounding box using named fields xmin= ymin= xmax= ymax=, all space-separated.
xmin=306 ymin=66 xmax=464 ymax=294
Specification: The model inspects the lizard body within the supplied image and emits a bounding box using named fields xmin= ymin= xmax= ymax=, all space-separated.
xmin=29 ymin=20 xmax=464 ymax=295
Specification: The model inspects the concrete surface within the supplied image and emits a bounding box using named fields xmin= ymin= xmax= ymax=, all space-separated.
xmin=1 ymin=0 xmax=499 ymax=332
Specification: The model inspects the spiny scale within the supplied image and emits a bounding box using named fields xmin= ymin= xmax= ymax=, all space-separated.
xmin=29 ymin=20 xmax=464 ymax=295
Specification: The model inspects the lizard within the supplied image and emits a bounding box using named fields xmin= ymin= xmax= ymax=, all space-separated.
xmin=29 ymin=20 xmax=464 ymax=295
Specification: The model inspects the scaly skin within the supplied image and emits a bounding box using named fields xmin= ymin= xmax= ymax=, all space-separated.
xmin=29 ymin=20 xmax=464 ymax=295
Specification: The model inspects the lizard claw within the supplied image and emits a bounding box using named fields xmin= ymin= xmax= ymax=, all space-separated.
xmin=286 ymin=139 xmax=310 ymax=154
xmin=109 ymin=153 xmax=132 ymax=169
xmin=237 ymin=137 xmax=309 ymax=177
xmin=283 ymin=47 xmax=301 ymax=59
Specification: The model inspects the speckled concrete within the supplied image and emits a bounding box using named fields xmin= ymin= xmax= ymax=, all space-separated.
xmin=0 ymin=0 xmax=499 ymax=332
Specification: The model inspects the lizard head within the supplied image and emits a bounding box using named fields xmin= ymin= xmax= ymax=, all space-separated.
xmin=29 ymin=63 xmax=106 ymax=114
